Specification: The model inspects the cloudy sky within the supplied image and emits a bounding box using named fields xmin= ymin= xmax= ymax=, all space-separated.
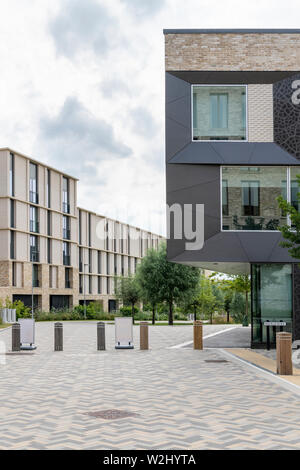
xmin=0 ymin=0 xmax=299 ymax=235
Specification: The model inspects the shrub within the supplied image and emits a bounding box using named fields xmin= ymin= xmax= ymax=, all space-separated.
xmin=119 ymin=306 xmax=138 ymax=317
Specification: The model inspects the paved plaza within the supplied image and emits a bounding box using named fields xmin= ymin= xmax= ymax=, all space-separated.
xmin=1 ymin=322 xmax=300 ymax=450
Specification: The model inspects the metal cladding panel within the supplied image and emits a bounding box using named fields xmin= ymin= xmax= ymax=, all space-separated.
xmin=168 ymin=142 xmax=300 ymax=165
xmin=168 ymin=230 xmax=297 ymax=265
xmin=165 ymin=118 xmax=190 ymax=162
xmin=167 ymin=70 xmax=299 ymax=85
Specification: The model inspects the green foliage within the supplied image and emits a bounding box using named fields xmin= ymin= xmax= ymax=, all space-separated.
xmin=136 ymin=248 xmax=162 ymax=324
xmin=150 ymin=243 xmax=201 ymax=325
xmin=230 ymin=291 xmax=250 ymax=324
xmin=277 ymin=180 xmax=300 ymax=259
xmin=114 ymin=275 xmax=141 ymax=323
xmin=0 ymin=298 xmax=32 ymax=319
xmin=120 ymin=306 xmax=139 ymax=317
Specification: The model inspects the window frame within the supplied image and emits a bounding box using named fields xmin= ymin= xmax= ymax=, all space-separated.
xmin=191 ymin=84 xmax=248 ymax=142
xmin=220 ymin=166 xmax=294 ymax=232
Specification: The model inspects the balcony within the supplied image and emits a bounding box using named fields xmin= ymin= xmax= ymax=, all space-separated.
xmin=30 ymin=220 xmax=39 ymax=233
xmin=63 ymin=228 xmax=71 ymax=240
xmin=62 ymin=202 xmax=70 ymax=214
xmin=29 ymin=191 xmax=39 ymax=204
xmin=30 ymin=249 xmax=40 ymax=263
xmin=63 ymin=254 xmax=71 ymax=266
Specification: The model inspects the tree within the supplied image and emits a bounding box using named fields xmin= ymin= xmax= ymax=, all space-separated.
xmin=136 ymin=248 xmax=161 ymax=324
xmin=229 ymin=274 xmax=251 ymax=324
xmin=277 ymin=177 xmax=300 ymax=259
xmin=230 ymin=292 xmax=247 ymax=323
xmin=114 ymin=276 xmax=140 ymax=324
xmin=155 ymin=243 xmax=201 ymax=325
xmin=224 ymin=290 xmax=234 ymax=323
xmin=197 ymin=276 xmax=219 ymax=324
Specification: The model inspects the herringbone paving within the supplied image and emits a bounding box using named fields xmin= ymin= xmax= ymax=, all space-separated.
xmin=0 ymin=322 xmax=300 ymax=449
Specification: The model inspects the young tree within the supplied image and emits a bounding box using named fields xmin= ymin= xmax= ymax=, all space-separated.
xmin=229 ymin=274 xmax=251 ymax=324
xmin=114 ymin=276 xmax=140 ymax=324
xmin=155 ymin=244 xmax=201 ymax=325
xmin=197 ymin=276 xmax=218 ymax=324
xmin=230 ymin=291 xmax=247 ymax=324
xmin=136 ymin=248 xmax=161 ymax=324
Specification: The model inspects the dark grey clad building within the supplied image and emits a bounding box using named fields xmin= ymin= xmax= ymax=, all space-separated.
xmin=164 ymin=29 xmax=300 ymax=347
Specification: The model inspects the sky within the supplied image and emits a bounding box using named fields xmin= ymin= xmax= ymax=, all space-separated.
xmin=0 ymin=0 xmax=300 ymax=236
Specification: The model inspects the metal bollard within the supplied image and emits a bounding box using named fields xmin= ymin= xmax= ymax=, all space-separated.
xmin=54 ymin=322 xmax=63 ymax=351
xmin=97 ymin=322 xmax=106 ymax=350
xmin=276 ymin=332 xmax=293 ymax=375
xmin=140 ymin=321 xmax=149 ymax=350
xmin=193 ymin=320 xmax=203 ymax=350
xmin=12 ymin=323 xmax=20 ymax=352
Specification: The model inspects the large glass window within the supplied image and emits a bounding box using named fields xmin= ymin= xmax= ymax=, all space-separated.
xmin=62 ymin=177 xmax=70 ymax=213
xmin=222 ymin=167 xmax=287 ymax=230
xmin=252 ymin=264 xmax=292 ymax=345
xmin=30 ymin=206 xmax=39 ymax=233
xmin=63 ymin=241 xmax=70 ymax=266
xmin=29 ymin=163 xmax=38 ymax=204
xmin=9 ymin=153 xmax=14 ymax=197
xmin=30 ymin=235 xmax=39 ymax=262
xmin=63 ymin=215 xmax=70 ymax=239
xmin=192 ymin=85 xmax=247 ymax=141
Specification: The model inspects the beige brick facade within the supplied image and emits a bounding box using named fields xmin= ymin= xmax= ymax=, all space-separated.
xmin=0 ymin=148 xmax=163 ymax=313
xmin=165 ymin=33 xmax=300 ymax=71
xmin=248 ymin=84 xmax=274 ymax=142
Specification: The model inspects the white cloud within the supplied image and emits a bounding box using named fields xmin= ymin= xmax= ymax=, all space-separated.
xmin=1 ymin=0 xmax=300 ymax=235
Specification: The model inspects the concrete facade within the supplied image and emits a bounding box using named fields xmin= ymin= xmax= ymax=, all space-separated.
xmin=0 ymin=148 xmax=163 ymax=312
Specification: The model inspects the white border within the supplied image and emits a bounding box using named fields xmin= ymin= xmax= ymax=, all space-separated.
xmin=191 ymin=84 xmax=248 ymax=142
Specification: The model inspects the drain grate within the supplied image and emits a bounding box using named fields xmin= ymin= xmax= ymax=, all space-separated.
xmin=204 ymin=359 xmax=229 ymax=363
xmin=83 ymin=409 xmax=139 ymax=420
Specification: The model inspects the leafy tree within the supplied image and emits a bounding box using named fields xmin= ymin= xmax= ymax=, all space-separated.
xmin=229 ymin=274 xmax=251 ymax=324
xmin=114 ymin=276 xmax=140 ymax=324
xmin=196 ymin=276 xmax=218 ymax=324
xmin=155 ymin=243 xmax=201 ymax=325
xmin=136 ymin=248 xmax=161 ymax=324
xmin=230 ymin=291 xmax=250 ymax=324
xmin=277 ymin=176 xmax=300 ymax=258
xmin=224 ymin=290 xmax=234 ymax=323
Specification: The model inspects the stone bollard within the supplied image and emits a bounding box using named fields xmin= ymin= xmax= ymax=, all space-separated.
xmin=277 ymin=332 xmax=293 ymax=375
xmin=54 ymin=322 xmax=63 ymax=351
xmin=97 ymin=322 xmax=106 ymax=351
xmin=193 ymin=320 xmax=203 ymax=350
xmin=12 ymin=323 xmax=21 ymax=352
xmin=140 ymin=321 xmax=149 ymax=350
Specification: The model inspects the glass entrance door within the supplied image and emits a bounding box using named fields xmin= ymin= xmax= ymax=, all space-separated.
xmin=251 ymin=264 xmax=292 ymax=347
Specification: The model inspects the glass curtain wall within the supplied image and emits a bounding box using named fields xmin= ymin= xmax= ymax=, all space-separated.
xmin=251 ymin=264 xmax=292 ymax=345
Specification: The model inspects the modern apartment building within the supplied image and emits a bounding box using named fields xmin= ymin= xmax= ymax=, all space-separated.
xmin=0 ymin=148 xmax=162 ymax=312
xmin=164 ymin=29 xmax=300 ymax=347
